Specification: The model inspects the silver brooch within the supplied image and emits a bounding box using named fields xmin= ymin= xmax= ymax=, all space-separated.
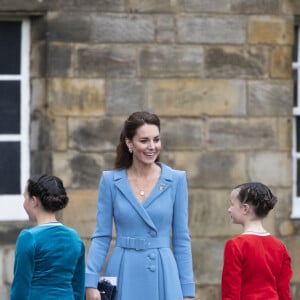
xmin=159 ymin=184 xmax=165 ymax=191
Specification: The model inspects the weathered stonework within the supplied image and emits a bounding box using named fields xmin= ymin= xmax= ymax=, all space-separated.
xmin=47 ymin=78 xmax=105 ymax=116
xmin=0 ymin=0 xmax=299 ymax=299
xmin=248 ymin=15 xmax=294 ymax=45
xmin=148 ymin=79 xmax=246 ymax=116
xmin=204 ymin=46 xmax=269 ymax=78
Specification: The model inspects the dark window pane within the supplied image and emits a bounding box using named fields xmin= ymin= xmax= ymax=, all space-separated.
xmin=0 ymin=21 xmax=21 ymax=74
xmin=297 ymin=117 xmax=300 ymax=152
xmin=298 ymin=159 xmax=300 ymax=197
xmin=0 ymin=81 xmax=20 ymax=134
xmin=0 ymin=142 xmax=20 ymax=194
xmin=293 ymin=69 xmax=297 ymax=107
xmin=293 ymin=26 xmax=298 ymax=62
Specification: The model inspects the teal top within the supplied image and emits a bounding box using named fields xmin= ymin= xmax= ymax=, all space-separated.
xmin=10 ymin=222 xmax=85 ymax=300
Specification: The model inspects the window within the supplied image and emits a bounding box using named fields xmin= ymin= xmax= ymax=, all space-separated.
xmin=0 ymin=19 xmax=30 ymax=220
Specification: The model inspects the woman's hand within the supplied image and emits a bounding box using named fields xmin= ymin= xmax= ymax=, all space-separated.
xmin=85 ymin=287 xmax=101 ymax=300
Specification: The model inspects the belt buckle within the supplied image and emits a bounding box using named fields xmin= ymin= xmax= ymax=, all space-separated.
xmin=135 ymin=238 xmax=147 ymax=250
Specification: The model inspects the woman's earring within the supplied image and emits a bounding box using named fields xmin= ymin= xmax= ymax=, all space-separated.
xmin=128 ymin=148 xmax=133 ymax=153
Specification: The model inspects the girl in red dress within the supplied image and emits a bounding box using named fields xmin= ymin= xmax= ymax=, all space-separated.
xmin=222 ymin=182 xmax=293 ymax=300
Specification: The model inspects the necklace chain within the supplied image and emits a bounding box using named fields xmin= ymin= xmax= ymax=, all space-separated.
xmin=131 ymin=177 xmax=147 ymax=197
xmin=128 ymin=167 xmax=160 ymax=198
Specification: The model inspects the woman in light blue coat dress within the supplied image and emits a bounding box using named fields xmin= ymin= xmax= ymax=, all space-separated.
xmin=85 ymin=111 xmax=195 ymax=300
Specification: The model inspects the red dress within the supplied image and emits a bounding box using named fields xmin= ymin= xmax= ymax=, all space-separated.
xmin=221 ymin=233 xmax=292 ymax=300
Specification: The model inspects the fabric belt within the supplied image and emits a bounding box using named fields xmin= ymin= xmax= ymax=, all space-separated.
xmin=116 ymin=236 xmax=170 ymax=250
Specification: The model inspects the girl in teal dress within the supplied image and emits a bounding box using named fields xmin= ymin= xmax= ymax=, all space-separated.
xmin=10 ymin=174 xmax=85 ymax=300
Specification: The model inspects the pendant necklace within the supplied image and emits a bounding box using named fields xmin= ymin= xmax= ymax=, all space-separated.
xmin=132 ymin=178 xmax=146 ymax=197
xmin=135 ymin=179 xmax=147 ymax=197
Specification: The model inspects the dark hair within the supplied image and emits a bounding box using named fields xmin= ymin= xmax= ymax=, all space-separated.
xmin=114 ymin=111 xmax=161 ymax=169
xmin=234 ymin=182 xmax=277 ymax=218
xmin=27 ymin=174 xmax=69 ymax=212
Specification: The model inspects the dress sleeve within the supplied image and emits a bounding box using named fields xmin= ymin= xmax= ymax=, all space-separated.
xmin=85 ymin=172 xmax=113 ymax=288
xmin=10 ymin=230 xmax=35 ymax=300
xmin=221 ymin=239 xmax=242 ymax=300
xmin=276 ymin=245 xmax=293 ymax=300
xmin=72 ymin=241 xmax=86 ymax=300
xmin=172 ymin=171 xmax=195 ymax=298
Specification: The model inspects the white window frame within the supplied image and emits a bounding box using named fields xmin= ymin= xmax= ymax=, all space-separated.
xmin=0 ymin=19 xmax=30 ymax=220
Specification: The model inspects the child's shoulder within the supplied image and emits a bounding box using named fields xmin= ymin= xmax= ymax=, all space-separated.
xmin=228 ymin=233 xmax=285 ymax=248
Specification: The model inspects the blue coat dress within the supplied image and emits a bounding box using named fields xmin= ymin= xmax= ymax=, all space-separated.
xmin=85 ymin=162 xmax=195 ymax=299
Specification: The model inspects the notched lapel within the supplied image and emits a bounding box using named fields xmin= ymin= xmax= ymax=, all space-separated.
xmin=143 ymin=177 xmax=171 ymax=208
xmin=113 ymin=170 xmax=157 ymax=231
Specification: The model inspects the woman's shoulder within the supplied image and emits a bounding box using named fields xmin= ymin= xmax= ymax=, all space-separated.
xmin=101 ymin=168 xmax=125 ymax=179
xmin=159 ymin=162 xmax=186 ymax=177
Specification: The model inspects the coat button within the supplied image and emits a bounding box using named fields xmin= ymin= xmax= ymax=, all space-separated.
xmin=148 ymin=252 xmax=156 ymax=260
xmin=148 ymin=265 xmax=156 ymax=272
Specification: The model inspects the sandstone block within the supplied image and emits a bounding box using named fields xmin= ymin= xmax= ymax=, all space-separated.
xmin=3 ymin=248 xmax=14 ymax=284
xmin=52 ymin=151 xmax=115 ymax=189
xmin=63 ymin=189 xmax=98 ymax=238
xmin=274 ymin=188 xmax=293 ymax=219
xmin=204 ymin=46 xmax=268 ymax=78
xmin=282 ymin=0 xmax=300 ymax=14
xmin=69 ymin=117 xmax=122 ymax=151
xmin=177 ymin=16 xmax=246 ymax=44
xmin=231 ymin=0 xmax=280 ymax=13
xmin=207 ymin=118 xmax=277 ymax=150
xmin=52 ymin=152 xmax=73 ymax=187
xmin=248 ymin=80 xmax=293 ymax=115
xmin=91 ymin=15 xmax=155 ymax=42
xmin=49 ymin=117 xmax=68 ymax=151
xmin=195 ymin=285 xmax=220 ymax=300
xmin=48 ymin=78 xmax=105 ymax=116
xmin=168 ymin=151 xmax=247 ymax=188
xmin=188 ymin=189 xmax=241 ymax=237
xmin=30 ymin=151 xmax=52 ymax=176
xmin=126 ymin=0 xmax=175 ymax=12
xmin=270 ymin=47 xmax=293 ymax=78
xmin=61 ymin=0 xmax=124 ymax=12
xmin=0 ymin=285 xmax=9 ymax=300
xmin=139 ymin=46 xmax=204 ymax=77
xmin=0 ymin=0 xmax=58 ymax=11
xmin=46 ymin=44 xmax=73 ymax=77
xmin=47 ymin=12 xmax=91 ymax=42
xmin=155 ymin=15 xmax=175 ymax=43
xmin=31 ymin=42 xmax=47 ymax=77
xmin=183 ymin=0 xmax=231 ymax=13
xmin=248 ymin=16 xmax=294 ymax=45
xmin=106 ymin=80 xmax=147 ymax=114
xmin=248 ymin=152 xmax=292 ymax=186
xmin=277 ymin=117 xmax=292 ymax=151
xmin=31 ymin=79 xmax=46 ymax=112
xmin=148 ymin=79 xmax=246 ymax=116
xmin=279 ymin=220 xmax=295 ymax=235
xmin=192 ymin=238 xmax=226 ymax=284
xmin=76 ymin=46 xmax=136 ymax=78
xmin=160 ymin=118 xmax=205 ymax=150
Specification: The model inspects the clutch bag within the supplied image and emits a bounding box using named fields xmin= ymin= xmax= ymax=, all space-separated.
xmin=97 ymin=278 xmax=116 ymax=300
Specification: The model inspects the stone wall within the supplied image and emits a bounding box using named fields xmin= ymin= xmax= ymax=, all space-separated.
xmin=1 ymin=0 xmax=300 ymax=299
